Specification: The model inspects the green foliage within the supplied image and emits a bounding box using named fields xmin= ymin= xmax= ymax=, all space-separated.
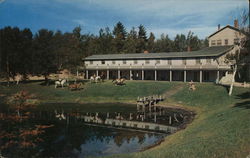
xmin=113 ymin=22 xmax=127 ymax=53
xmin=147 ymin=32 xmax=155 ymax=53
xmin=0 ymin=24 xmax=206 ymax=78
xmin=154 ymin=34 xmax=173 ymax=52
xmin=123 ymin=27 xmax=138 ymax=53
xmin=0 ymin=27 xmax=33 ymax=78
xmin=32 ymin=29 xmax=56 ymax=77
xmin=137 ymin=24 xmax=148 ymax=53
xmin=173 ymin=34 xmax=187 ymax=52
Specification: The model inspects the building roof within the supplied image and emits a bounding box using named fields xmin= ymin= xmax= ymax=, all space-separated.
xmin=208 ymin=25 xmax=245 ymax=38
xmin=83 ymin=45 xmax=234 ymax=61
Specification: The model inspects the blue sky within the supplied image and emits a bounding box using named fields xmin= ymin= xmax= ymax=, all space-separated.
xmin=0 ymin=0 xmax=248 ymax=39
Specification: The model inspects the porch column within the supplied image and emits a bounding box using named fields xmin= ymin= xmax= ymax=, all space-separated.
xmin=155 ymin=70 xmax=157 ymax=81
xmin=184 ymin=70 xmax=187 ymax=82
xmin=118 ymin=70 xmax=121 ymax=79
xmin=130 ymin=70 xmax=132 ymax=80
xmin=170 ymin=70 xmax=172 ymax=82
xmin=200 ymin=70 xmax=202 ymax=83
xmin=96 ymin=70 xmax=99 ymax=76
xmin=86 ymin=70 xmax=89 ymax=79
xmin=142 ymin=70 xmax=144 ymax=80
xmin=216 ymin=70 xmax=220 ymax=83
xmin=107 ymin=70 xmax=109 ymax=80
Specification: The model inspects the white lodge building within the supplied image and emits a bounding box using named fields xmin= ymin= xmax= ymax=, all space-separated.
xmin=83 ymin=22 xmax=246 ymax=82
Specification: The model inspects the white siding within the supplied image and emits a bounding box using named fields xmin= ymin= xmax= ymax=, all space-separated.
xmin=209 ymin=27 xmax=246 ymax=47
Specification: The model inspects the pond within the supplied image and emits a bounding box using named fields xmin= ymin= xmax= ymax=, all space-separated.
xmin=37 ymin=121 xmax=165 ymax=158
xmin=1 ymin=103 xmax=169 ymax=158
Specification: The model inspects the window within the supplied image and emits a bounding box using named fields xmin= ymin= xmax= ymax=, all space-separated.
xmin=134 ymin=60 xmax=138 ymax=64
xmin=182 ymin=59 xmax=186 ymax=65
xmin=156 ymin=60 xmax=160 ymax=64
xmin=145 ymin=60 xmax=150 ymax=64
xmin=101 ymin=60 xmax=105 ymax=64
xmin=217 ymin=40 xmax=222 ymax=46
xmin=123 ymin=60 xmax=127 ymax=64
xmin=211 ymin=40 xmax=216 ymax=46
xmin=90 ymin=61 xmax=93 ymax=65
xmin=206 ymin=58 xmax=212 ymax=64
xmin=112 ymin=61 xmax=116 ymax=64
xmin=196 ymin=58 xmax=201 ymax=65
xmin=168 ymin=59 xmax=172 ymax=65
xmin=224 ymin=39 xmax=228 ymax=45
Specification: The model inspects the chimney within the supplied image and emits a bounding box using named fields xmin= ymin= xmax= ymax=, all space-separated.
xmin=218 ymin=24 xmax=220 ymax=30
xmin=234 ymin=19 xmax=239 ymax=28
xmin=187 ymin=46 xmax=191 ymax=52
xmin=144 ymin=50 xmax=149 ymax=54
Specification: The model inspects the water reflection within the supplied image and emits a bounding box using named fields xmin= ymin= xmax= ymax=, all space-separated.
xmin=78 ymin=133 xmax=162 ymax=157
xmin=40 ymin=123 xmax=165 ymax=158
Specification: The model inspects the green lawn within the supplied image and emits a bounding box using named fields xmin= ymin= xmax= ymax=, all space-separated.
xmin=0 ymin=80 xmax=175 ymax=104
xmin=0 ymin=81 xmax=249 ymax=158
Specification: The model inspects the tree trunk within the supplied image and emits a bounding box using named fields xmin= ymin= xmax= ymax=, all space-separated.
xmin=229 ymin=64 xmax=237 ymax=96
xmin=6 ymin=57 xmax=10 ymax=87
xmin=44 ymin=74 xmax=49 ymax=86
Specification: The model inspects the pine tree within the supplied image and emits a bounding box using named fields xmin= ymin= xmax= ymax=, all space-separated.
xmin=137 ymin=24 xmax=147 ymax=53
xmin=154 ymin=33 xmax=173 ymax=52
xmin=112 ymin=22 xmax=127 ymax=53
xmin=147 ymin=32 xmax=155 ymax=53
xmin=124 ymin=27 xmax=138 ymax=53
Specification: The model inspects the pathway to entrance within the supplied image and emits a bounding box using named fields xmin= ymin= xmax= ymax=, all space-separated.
xmin=157 ymin=84 xmax=185 ymax=108
xmin=163 ymin=84 xmax=184 ymax=98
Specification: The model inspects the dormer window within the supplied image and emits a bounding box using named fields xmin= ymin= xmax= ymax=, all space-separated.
xmin=90 ymin=61 xmax=93 ymax=65
xmin=101 ymin=60 xmax=105 ymax=64
xmin=224 ymin=39 xmax=228 ymax=45
xmin=211 ymin=40 xmax=216 ymax=46
xmin=217 ymin=40 xmax=222 ymax=46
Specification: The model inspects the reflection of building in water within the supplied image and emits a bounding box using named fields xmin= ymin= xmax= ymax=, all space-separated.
xmin=74 ymin=107 xmax=191 ymax=133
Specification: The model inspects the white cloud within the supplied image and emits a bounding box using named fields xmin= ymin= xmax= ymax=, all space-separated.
xmin=0 ymin=0 xmax=5 ymax=3
xmin=149 ymin=26 xmax=217 ymax=39
xmin=73 ymin=19 xmax=85 ymax=26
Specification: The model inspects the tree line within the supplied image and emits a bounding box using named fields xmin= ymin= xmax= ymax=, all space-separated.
xmin=0 ymin=22 xmax=208 ymax=81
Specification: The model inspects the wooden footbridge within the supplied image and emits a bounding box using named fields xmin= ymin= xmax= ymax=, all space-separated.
xmin=136 ymin=95 xmax=164 ymax=112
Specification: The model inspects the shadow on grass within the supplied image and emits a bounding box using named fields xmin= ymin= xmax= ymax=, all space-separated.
xmin=234 ymin=91 xmax=250 ymax=109
xmin=221 ymin=85 xmax=230 ymax=93
xmin=234 ymin=101 xmax=250 ymax=109
xmin=0 ymin=80 xmax=45 ymax=86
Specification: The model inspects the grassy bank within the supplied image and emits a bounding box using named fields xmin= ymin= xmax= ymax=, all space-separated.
xmin=106 ymin=83 xmax=250 ymax=158
xmin=0 ymin=80 xmax=175 ymax=104
xmin=0 ymin=81 xmax=249 ymax=158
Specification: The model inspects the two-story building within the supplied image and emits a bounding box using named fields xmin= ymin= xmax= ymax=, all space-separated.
xmin=83 ymin=21 xmax=246 ymax=82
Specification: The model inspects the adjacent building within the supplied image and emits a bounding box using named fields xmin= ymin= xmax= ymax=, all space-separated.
xmin=83 ymin=21 xmax=246 ymax=82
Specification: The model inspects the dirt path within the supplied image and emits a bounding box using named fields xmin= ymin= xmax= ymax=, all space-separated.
xmin=163 ymin=84 xmax=185 ymax=98
xmin=156 ymin=84 xmax=186 ymax=108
